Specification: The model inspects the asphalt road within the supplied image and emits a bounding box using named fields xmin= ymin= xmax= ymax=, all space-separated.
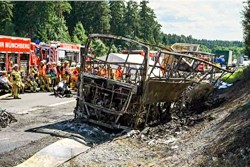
xmin=0 ymin=92 xmax=77 ymax=155
xmin=0 ymin=92 xmax=76 ymax=114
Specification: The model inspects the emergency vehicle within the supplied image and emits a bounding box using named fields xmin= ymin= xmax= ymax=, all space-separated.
xmin=0 ymin=35 xmax=34 ymax=76
xmin=49 ymin=41 xmax=81 ymax=64
xmin=30 ymin=42 xmax=42 ymax=66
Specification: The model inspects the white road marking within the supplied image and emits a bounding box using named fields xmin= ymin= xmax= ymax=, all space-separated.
xmin=48 ymin=99 xmax=75 ymax=107
xmin=16 ymin=99 xmax=75 ymax=114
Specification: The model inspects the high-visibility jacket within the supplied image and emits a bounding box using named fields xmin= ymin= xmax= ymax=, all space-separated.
xmin=38 ymin=65 xmax=47 ymax=76
xmin=11 ymin=70 xmax=21 ymax=84
xmin=101 ymin=69 xmax=108 ymax=77
xmin=72 ymin=68 xmax=79 ymax=76
xmin=108 ymin=68 xmax=114 ymax=79
xmin=71 ymin=68 xmax=79 ymax=80
xmin=161 ymin=64 xmax=166 ymax=74
xmin=115 ymin=68 xmax=123 ymax=79
xmin=61 ymin=66 xmax=69 ymax=76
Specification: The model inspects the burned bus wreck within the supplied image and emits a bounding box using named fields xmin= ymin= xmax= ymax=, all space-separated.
xmin=74 ymin=34 xmax=233 ymax=130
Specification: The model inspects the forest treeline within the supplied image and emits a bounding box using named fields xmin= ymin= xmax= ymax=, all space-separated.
xmin=0 ymin=1 xmax=244 ymax=56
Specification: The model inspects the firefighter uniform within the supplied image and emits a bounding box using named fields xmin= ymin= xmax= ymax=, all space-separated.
xmin=70 ymin=64 xmax=80 ymax=89
xmin=115 ymin=65 xmax=123 ymax=80
xmin=61 ymin=61 xmax=70 ymax=84
xmin=101 ymin=67 xmax=108 ymax=78
xmin=24 ymin=67 xmax=38 ymax=92
xmin=70 ymin=62 xmax=76 ymax=73
xmin=38 ymin=61 xmax=46 ymax=91
xmin=25 ymin=75 xmax=38 ymax=92
xmin=38 ymin=60 xmax=51 ymax=91
xmin=45 ymin=62 xmax=53 ymax=90
xmin=107 ymin=65 xmax=114 ymax=79
xmin=49 ymin=62 xmax=57 ymax=87
xmin=11 ymin=64 xmax=22 ymax=99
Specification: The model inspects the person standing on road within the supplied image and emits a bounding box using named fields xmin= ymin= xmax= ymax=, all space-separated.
xmin=70 ymin=64 xmax=80 ymax=89
xmin=49 ymin=62 xmax=57 ymax=87
xmin=11 ymin=64 xmax=22 ymax=99
xmin=38 ymin=60 xmax=47 ymax=91
xmin=61 ymin=61 xmax=70 ymax=84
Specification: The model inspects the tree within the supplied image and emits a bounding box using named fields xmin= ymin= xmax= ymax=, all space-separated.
xmin=48 ymin=16 xmax=71 ymax=42
xmin=13 ymin=1 xmax=71 ymax=42
xmin=138 ymin=0 xmax=161 ymax=44
xmin=153 ymin=23 xmax=162 ymax=44
xmin=72 ymin=21 xmax=87 ymax=44
xmin=43 ymin=1 xmax=71 ymax=42
xmin=243 ymin=0 xmax=250 ymax=56
xmin=66 ymin=1 xmax=111 ymax=34
xmin=0 ymin=1 xmax=14 ymax=35
xmin=124 ymin=1 xmax=140 ymax=38
xmin=200 ymin=45 xmax=212 ymax=53
xmin=110 ymin=1 xmax=126 ymax=36
xmin=97 ymin=1 xmax=111 ymax=33
xmin=91 ymin=39 xmax=108 ymax=57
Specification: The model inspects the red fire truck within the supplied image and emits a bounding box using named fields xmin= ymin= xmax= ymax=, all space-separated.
xmin=0 ymin=35 xmax=33 ymax=75
xmin=49 ymin=41 xmax=81 ymax=64
xmin=30 ymin=42 xmax=43 ymax=67
xmin=0 ymin=35 xmax=46 ymax=77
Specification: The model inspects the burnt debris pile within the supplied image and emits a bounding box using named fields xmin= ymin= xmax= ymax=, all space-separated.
xmin=0 ymin=108 xmax=17 ymax=129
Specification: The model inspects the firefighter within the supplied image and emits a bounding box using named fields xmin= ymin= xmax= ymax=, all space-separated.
xmin=45 ymin=62 xmax=53 ymax=89
xmin=48 ymin=62 xmax=57 ymax=87
xmin=107 ymin=64 xmax=114 ymax=79
xmin=70 ymin=64 xmax=80 ymax=89
xmin=86 ymin=64 xmax=93 ymax=74
xmin=100 ymin=66 xmax=108 ymax=78
xmin=70 ymin=62 xmax=76 ymax=73
xmin=32 ymin=66 xmax=40 ymax=88
xmin=38 ymin=60 xmax=48 ymax=91
xmin=19 ymin=69 xmax=25 ymax=94
xmin=30 ymin=66 xmax=38 ymax=77
xmin=94 ymin=65 xmax=101 ymax=76
xmin=125 ymin=65 xmax=132 ymax=83
xmin=161 ymin=63 xmax=166 ymax=77
xmin=115 ymin=65 xmax=123 ymax=80
xmin=11 ymin=64 xmax=22 ymax=99
xmin=25 ymin=67 xmax=38 ymax=92
xmin=61 ymin=61 xmax=70 ymax=84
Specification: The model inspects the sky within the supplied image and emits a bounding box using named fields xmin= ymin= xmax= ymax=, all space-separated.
xmin=148 ymin=0 xmax=245 ymax=41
